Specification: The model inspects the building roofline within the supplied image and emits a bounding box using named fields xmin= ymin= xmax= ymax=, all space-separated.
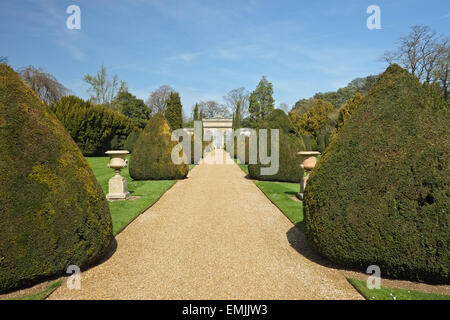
xmin=202 ymin=118 xmax=232 ymax=122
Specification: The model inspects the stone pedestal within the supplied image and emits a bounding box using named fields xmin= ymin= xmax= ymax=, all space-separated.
xmin=106 ymin=173 xmax=130 ymax=201
xmin=297 ymin=171 xmax=311 ymax=201
xmin=105 ymin=150 xmax=130 ymax=201
xmin=296 ymin=151 xmax=321 ymax=200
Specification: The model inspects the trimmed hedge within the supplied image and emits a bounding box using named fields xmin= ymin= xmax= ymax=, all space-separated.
xmin=165 ymin=92 xmax=183 ymax=131
xmin=129 ymin=113 xmax=189 ymax=180
xmin=301 ymin=134 xmax=313 ymax=151
xmin=0 ymin=64 xmax=113 ymax=293
xmin=248 ymin=109 xmax=305 ymax=182
xmin=123 ymin=130 xmax=142 ymax=153
xmin=304 ymin=64 xmax=450 ymax=283
xmin=49 ymin=96 xmax=138 ymax=156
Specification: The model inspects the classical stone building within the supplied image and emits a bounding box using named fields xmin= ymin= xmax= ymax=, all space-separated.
xmin=202 ymin=118 xmax=233 ymax=149
xmin=183 ymin=118 xmax=251 ymax=149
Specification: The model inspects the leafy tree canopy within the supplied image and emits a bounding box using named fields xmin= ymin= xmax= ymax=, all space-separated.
xmin=291 ymin=75 xmax=379 ymax=115
xmin=248 ymin=76 xmax=275 ymax=126
xmin=112 ymin=85 xmax=151 ymax=129
xmin=289 ymin=99 xmax=334 ymax=139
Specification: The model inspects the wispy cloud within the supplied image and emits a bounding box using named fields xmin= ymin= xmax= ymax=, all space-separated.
xmin=3 ymin=0 xmax=420 ymax=115
xmin=27 ymin=0 xmax=87 ymax=61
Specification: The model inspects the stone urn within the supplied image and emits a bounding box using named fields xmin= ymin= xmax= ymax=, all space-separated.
xmin=296 ymin=151 xmax=321 ymax=200
xmin=105 ymin=150 xmax=130 ymax=201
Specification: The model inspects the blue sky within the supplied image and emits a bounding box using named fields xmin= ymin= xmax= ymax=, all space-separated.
xmin=1 ymin=0 xmax=449 ymax=115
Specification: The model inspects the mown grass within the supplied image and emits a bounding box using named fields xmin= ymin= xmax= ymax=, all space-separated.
xmin=8 ymin=279 xmax=62 ymax=300
xmin=254 ymin=180 xmax=303 ymax=225
xmin=86 ymin=157 xmax=183 ymax=235
xmin=348 ymin=278 xmax=450 ymax=300
xmin=236 ymin=162 xmax=249 ymax=176
xmin=236 ymin=162 xmax=303 ymax=226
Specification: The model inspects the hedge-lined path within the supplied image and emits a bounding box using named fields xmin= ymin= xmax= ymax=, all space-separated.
xmin=49 ymin=150 xmax=362 ymax=299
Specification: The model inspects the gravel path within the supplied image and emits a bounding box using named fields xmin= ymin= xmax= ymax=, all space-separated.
xmin=49 ymin=150 xmax=362 ymax=300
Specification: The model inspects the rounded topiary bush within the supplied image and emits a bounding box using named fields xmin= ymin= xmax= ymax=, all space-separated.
xmin=304 ymin=64 xmax=450 ymax=283
xmin=0 ymin=64 xmax=113 ymax=292
xmin=129 ymin=113 xmax=189 ymax=180
xmin=248 ymin=109 xmax=305 ymax=182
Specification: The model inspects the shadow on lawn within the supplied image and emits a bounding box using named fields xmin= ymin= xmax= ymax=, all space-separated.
xmin=286 ymin=224 xmax=341 ymax=270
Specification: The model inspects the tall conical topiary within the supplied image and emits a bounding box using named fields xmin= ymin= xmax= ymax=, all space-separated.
xmin=248 ymin=109 xmax=305 ymax=182
xmin=129 ymin=113 xmax=188 ymax=180
xmin=304 ymin=64 xmax=450 ymax=283
xmin=234 ymin=101 xmax=242 ymax=129
xmin=0 ymin=64 xmax=113 ymax=292
xmin=165 ymin=92 xmax=183 ymax=131
xmin=193 ymin=103 xmax=199 ymax=121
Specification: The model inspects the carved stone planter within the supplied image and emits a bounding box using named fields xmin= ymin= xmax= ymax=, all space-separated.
xmin=296 ymin=151 xmax=321 ymax=200
xmin=105 ymin=150 xmax=130 ymax=201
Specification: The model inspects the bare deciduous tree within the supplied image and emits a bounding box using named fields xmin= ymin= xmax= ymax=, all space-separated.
xmin=434 ymin=39 xmax=450 ymax=100
xmin=223 ymin=87 xmax=249 ymax=118
xmin=401 ymin=26 xmax=437 ymax=80
xmin=278 ymin=102 xmax=290 ymax=113
xmin=380 ymin=26 xmax=445 ymax=83
xmin=197 ymin=100 xmax=230 ymax=118
xmin=145 ymin=85 xmax=175 ymax=115
xmin=381 ymin=25 xmax=450 ymax=99
xmin=19 ymin=66 xmax=70 ymax=104
xmin=379 ymin=50 xmax=398 ymax=65
xmin=84 ymin=63 xmax=119 ymax=106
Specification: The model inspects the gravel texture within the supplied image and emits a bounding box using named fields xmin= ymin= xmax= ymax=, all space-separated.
xmin=49 ymin=150 xmax=362 ymax=300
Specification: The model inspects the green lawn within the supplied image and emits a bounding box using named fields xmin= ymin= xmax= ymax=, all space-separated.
xmin=236 ymin=162 xmax=303 ymax=226
xmin=348 ymin=278 xmax=450 ymax=300
xmin=8 ymin=279 xmax=62 ymax=300
xmin=254 ymin=180 xmax=303 ymax=225
xmin=86 ymin=157 xmax=179 ymax=235
xmin=236 ymin=162 xmax=249 ymax=176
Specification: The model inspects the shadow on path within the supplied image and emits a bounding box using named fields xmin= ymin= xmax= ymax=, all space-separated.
xmin=286 ymin=224 xmax=340 ymax=270
xmin=92 ymin=237 xmax=118 ymax=268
